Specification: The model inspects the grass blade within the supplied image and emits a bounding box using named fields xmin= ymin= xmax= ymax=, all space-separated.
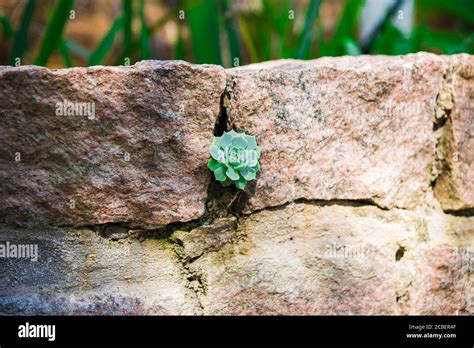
xmin=270 ymin=0 xmax=293 ymax=59
xmin=139 ymin=0 xmax=150 ymax=59
xmin=59 ymin=39 xmax=73 ymax=67
xmin=0 ymin=15 xmax=14 ymax=39
xmin=221 ymin=0 xmax=240 ymax=66
xmin=174 ymin=24 xmax=186 ymax=60
xmin=184 ymin=0 xmax=222 ymax=65
xmin=9 ymin=0 xmax=35 ymax=65
xmin=238 ymin=16 xmax=258 ymax=63
xmin=89 ymin=16 xmax=124 ymax=65
xmin=34 ymin=0 xmax=74 ymax=66
xmin=296 ymin=0 xmax=321 ymax=59
xmin=343 ymin=38 xmax=362 ymax=55
xmin=123 ymin=0 xmax=132 ymax=54
xmin=64 ymin=39 xmax=90 ymax=60
xmin=322 ymin=0 xmax=362 ymax=56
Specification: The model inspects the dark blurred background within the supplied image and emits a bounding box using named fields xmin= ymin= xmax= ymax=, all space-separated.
xmin=0 ymin=0 xmax=473 ymax=69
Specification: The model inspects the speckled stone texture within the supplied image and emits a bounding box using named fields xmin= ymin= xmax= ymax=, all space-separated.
xmin=0 ymin=61 xmax=226 ymax=228
xmin=433 ymin=55 xmax=474 ymax=211
xmin=225 ymin=53 xmax=474 ymax=213
xmin=1 ymin=203 xmax=472 ymax=315
xmin=185 ymin=203 xmax=473 ymax=315
xmin=0 ymin=53 xmax=473 ymax=315
xmin=0 ymin=226 xmax=200 ymax=315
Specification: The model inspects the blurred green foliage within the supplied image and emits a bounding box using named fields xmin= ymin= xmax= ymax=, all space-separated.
xmin=0 ymin=0 xmax=473 ymax=68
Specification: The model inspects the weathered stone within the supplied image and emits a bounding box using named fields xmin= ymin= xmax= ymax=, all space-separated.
xmin=171 ymin=217 xmax=237 ymax=259
xmin=0 ymin=61 xmax=226 ymax=228
xmin=0 ymin=225 xmax=199 ymax=315
xmin=433 ymin=54 xmax=474 ymax=211
xmin=101 ymin=224 xmax=130 ymax=240
xmin=188 ymin=203 xmax=473 ymax=315
xmin=1 ymin=203 xmax=472 ymax=315
xmin=226 ymin=53 xmax=449 ymax=212
xmin=0 ymin=54 xmax=473 ymax=316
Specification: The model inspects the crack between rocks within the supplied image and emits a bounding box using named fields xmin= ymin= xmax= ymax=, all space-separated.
xmin=168 ymin=236 xmax=207 ymax=313
xmin=20 ymin=60 xmax=473 ymax=246
xmin=429 ymin=72 xmax=453 ymax=191
xmin=213 ymin=86 xmax=229 ymax=136
xmin=53 ymin=60 xmax=474 ymax=242
xmin=62 ymin=63 xmax=474 ymax=240
xmin=428 ymin=63 xmax=474 ymax=217
xmin=444 ymin=208 xmax=474 ymax=217
xmin=237 ymin=197 xmax=391 ymax=219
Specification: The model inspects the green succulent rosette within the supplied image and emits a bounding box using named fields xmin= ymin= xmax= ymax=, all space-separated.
xmin=208 ymin=130 xmax=261 ymax=190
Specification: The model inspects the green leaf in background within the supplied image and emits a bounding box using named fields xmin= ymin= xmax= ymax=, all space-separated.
xmin=343 ymin=38 xmax=362 ymax=56
xmin=9 ymin=0 xmax=35 ymax=65
xmin=59 ymin=39 xmax=73 ymax=67
xmin=418 ymin=0 xmax=474 ymax=25
xmin=254 ymin=2 xmax=273 ymax=62
xmin=139 ymin=0 xmax=150 ymax=59
xmin=185 ymin=0 xmax=222 ymax=65
xmin=321 ymin=0 xmax=363 ymax=56
xmin=0 ymin=15 xmax=13 ymax=39
xmin=64 ymin=39 xmax=90 ymax=60
xmin=174 ymin=24 xmax=186 ymax=61
xmin=221 ymin=0 xmax=240 ymax=67
xmin=297 ymin=0 xmax=321 ymax=59
xmin=123 ymin=0 xmax=132 ymax=54
xmin=238 ymin=15 xmax=259 ymax=63
xmin=372 ymin=21 xmax=414 ymax=55
xmin=34 ymin=0 xmax=74 ymax=66
xmin=89 ymin=16 xmax=124 ymax=66
xmin=416 ymin=26 xmax=474 ymax=54
xmin=1 ymin=0 xmax=473 ymax=68
xmin=270 ymin=0 xmax=294 ymax=59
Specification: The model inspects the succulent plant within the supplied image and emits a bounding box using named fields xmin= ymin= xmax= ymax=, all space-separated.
xmin=208 ymin=130 xmax=261 ymax=190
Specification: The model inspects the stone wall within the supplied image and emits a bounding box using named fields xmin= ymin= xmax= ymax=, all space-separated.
xmin=0 ymin=52 xmax=473 ymax=315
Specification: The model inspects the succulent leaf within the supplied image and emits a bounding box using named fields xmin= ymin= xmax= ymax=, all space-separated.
xmin=251 ymin=162 xmax=260 ymax=172
xmin=226 ymin=167 xmax=240 ymax=180
xmin=220 ymin=132 xmax=233 ymax=147
xmin=207 ymin=158 xmax=221 ymax=171
xmin=244 ymin=135 xmax=257 ymax=149
xmin=234 ymin=162 xmax=247 ymax=171
xmin=210 ymin=144 xmax=223 ymax=161
xmin=255 ymin=147 xmax=261 ymax=158
xmin=208 ymin=130 xmax=261 ymax=190
xmin=214 ymin=166 xmax=227 ymax=181
xmin=235 ymin=177 xmax=247 ymax=190
xmin=240 ymin=168 xmax=256 ymax=181
xmin=231 ymin=135 xmax=247 ymax=148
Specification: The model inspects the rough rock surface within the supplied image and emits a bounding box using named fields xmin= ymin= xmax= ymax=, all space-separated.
xmin=171 ymin=217 xmax=238 ymax=259
xmin=433 ymin=55 xmax=474 ymax=211
xmin=188 ymin=203 xmax=473 ymax=315
xmin=0 ymin=225 xmax=200 ymax=315
xmin=1 ymin=202 xmax=472 ymax=315
xmin=0 ymin=61 xmax=226 ymax=228
xmin=225 ymin=53 xmax=473 ymax=212
xmin=0 ymin=53 xmax=473 ymax=315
